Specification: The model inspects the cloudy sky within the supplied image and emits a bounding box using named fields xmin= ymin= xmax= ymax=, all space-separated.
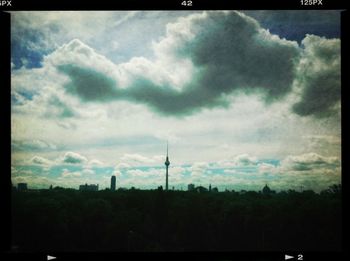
xmin=11 ymin=10 xmax=341 ymax=191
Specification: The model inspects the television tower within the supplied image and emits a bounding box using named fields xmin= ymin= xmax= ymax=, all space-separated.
xmin=165 ymin=141 xmax=170 ymax=191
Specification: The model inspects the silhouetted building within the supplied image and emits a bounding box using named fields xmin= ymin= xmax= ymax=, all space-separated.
xmin=209 ymin=184 xmax=212 ymax=192
xmin=79 ymin=183 xmax=99 ymax=191
xmin=262 ymin=184 xmax=272 ymax=195
xmin=111 ymin=175 xmax=116 ymax=191
xmin=165 ymin=142 xmax=170 ymax=191
xmin=212 ymin=187 xmax=219 ymax=193
xmin=17 ymin=183 xmax=27 ymax=191
xmin=196 ymin=186 xmax=208 ymax=193
xmin=188 ymin=184 xmax=195 ymax=191
xmin=53 ymin=186 xmax=65 ymax=190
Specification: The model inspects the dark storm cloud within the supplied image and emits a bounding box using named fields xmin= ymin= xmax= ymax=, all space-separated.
xmin=57 ymin=66 xmax=229 ymax=115
xmin=58 ymin=65 xmax=119 ymax=102
xmin=56 ymin=11 xmax=300 ymax=116
xmin=122 ymin=78 xmax=233 ymax=115
xmin=54 ymin=11 xmax=340 ymax=118
xmin=242 ymin=10 xmax=341 ymax=42
xmin=57 ymin=64 xmax=221 ymax=115
xmin=292 ymin=35 xmax=340 ymax=118
xmin=179 ymin=11 xmax=300 ymax=103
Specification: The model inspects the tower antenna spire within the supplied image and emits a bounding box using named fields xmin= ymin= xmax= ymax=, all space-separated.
xmin=165 ymin=140 xmax=170 ymax=191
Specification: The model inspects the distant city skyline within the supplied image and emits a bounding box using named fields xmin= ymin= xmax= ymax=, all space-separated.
xmin=11 ymin=11 xmax=341 ymax=192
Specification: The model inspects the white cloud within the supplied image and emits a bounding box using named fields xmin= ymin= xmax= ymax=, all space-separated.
xmin=170 ymin=166 xmax=186 ymax=175
xmin=189 ymin=162 xmax=209 ymax=177
xmin=29 ymin=139 xmax=57 ymax=150
xmin=115 ymin=162 xmax=131 ymax=169
xmin=82 ymin=168 xmax=95 ymax=175
xmin=87 ymin=159 xmax=104 ymax=166
xmin=153 ymin=130 xmax=181 ymax=144
xmin=127 ymin=168 xmax=162 ymax=178
xmin=56 ymin=120 xmax=77 ymax=130
xmin=234 ymin=154 xmax=258 ymax=166
xmin=61 ymin=151 xmax=88 ymax=164
xmin=113 ymin=169 xmax=122 ymax=177
xmin=223 ymin=169 xmax=237 ymax=175
xmin=30 ymin=155 xmax=53 ymax=166
xmin=121 ymin=153 xmax=154 ymax=163
xmin=303 ymin=135 xmax=340 ymax=145
xmin=258 ymin=162 xmax=278 ymax=175
xmin=281 ymin=152 xmax=339 ymax=172
xmin=45 ymin=39 xmax=120 ymax=81
xmin=215 ymin=154 xmax=258 ymax=168
xmin=61 ymin=169 xmax=82 ymax=178
xmin=120 ymin=153 xmax=164 ymax=166
xmin=12 ymin=139 xmax=57 ymax=151
xmin=11 ymin=167 xmax=34 ymax=177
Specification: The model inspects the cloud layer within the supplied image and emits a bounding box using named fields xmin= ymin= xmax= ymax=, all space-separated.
xmin=12 ymin=151 xmax=340 ymax=192
xmin=281 ymin=152 xmax=340 ymax=172
xmin=12 ymin=11 xmax=341 ymax=119
xmin=46 ymin=11 xmax=339 ymax=118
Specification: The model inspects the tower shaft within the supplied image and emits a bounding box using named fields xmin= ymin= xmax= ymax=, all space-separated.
xmin=165 ymin=141 xmax=170 ymax=191
xmin=166 ymin=165 xmax=169 ymax=191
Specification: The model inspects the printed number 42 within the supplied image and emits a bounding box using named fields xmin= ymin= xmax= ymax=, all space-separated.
xmin=181 ymin=1 xmax=193 ymax=6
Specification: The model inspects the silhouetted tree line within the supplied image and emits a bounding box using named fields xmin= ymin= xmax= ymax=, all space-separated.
xmin=11 ymin=185 xmax=341 ymax=252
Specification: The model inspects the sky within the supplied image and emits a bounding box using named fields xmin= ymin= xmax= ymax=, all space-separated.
xmin=11 ymin=10 xmax=342 ymax=192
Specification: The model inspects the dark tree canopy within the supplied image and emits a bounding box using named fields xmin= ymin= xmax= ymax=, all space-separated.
xmin=11 ymin=185 xmax=341 ymax=252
